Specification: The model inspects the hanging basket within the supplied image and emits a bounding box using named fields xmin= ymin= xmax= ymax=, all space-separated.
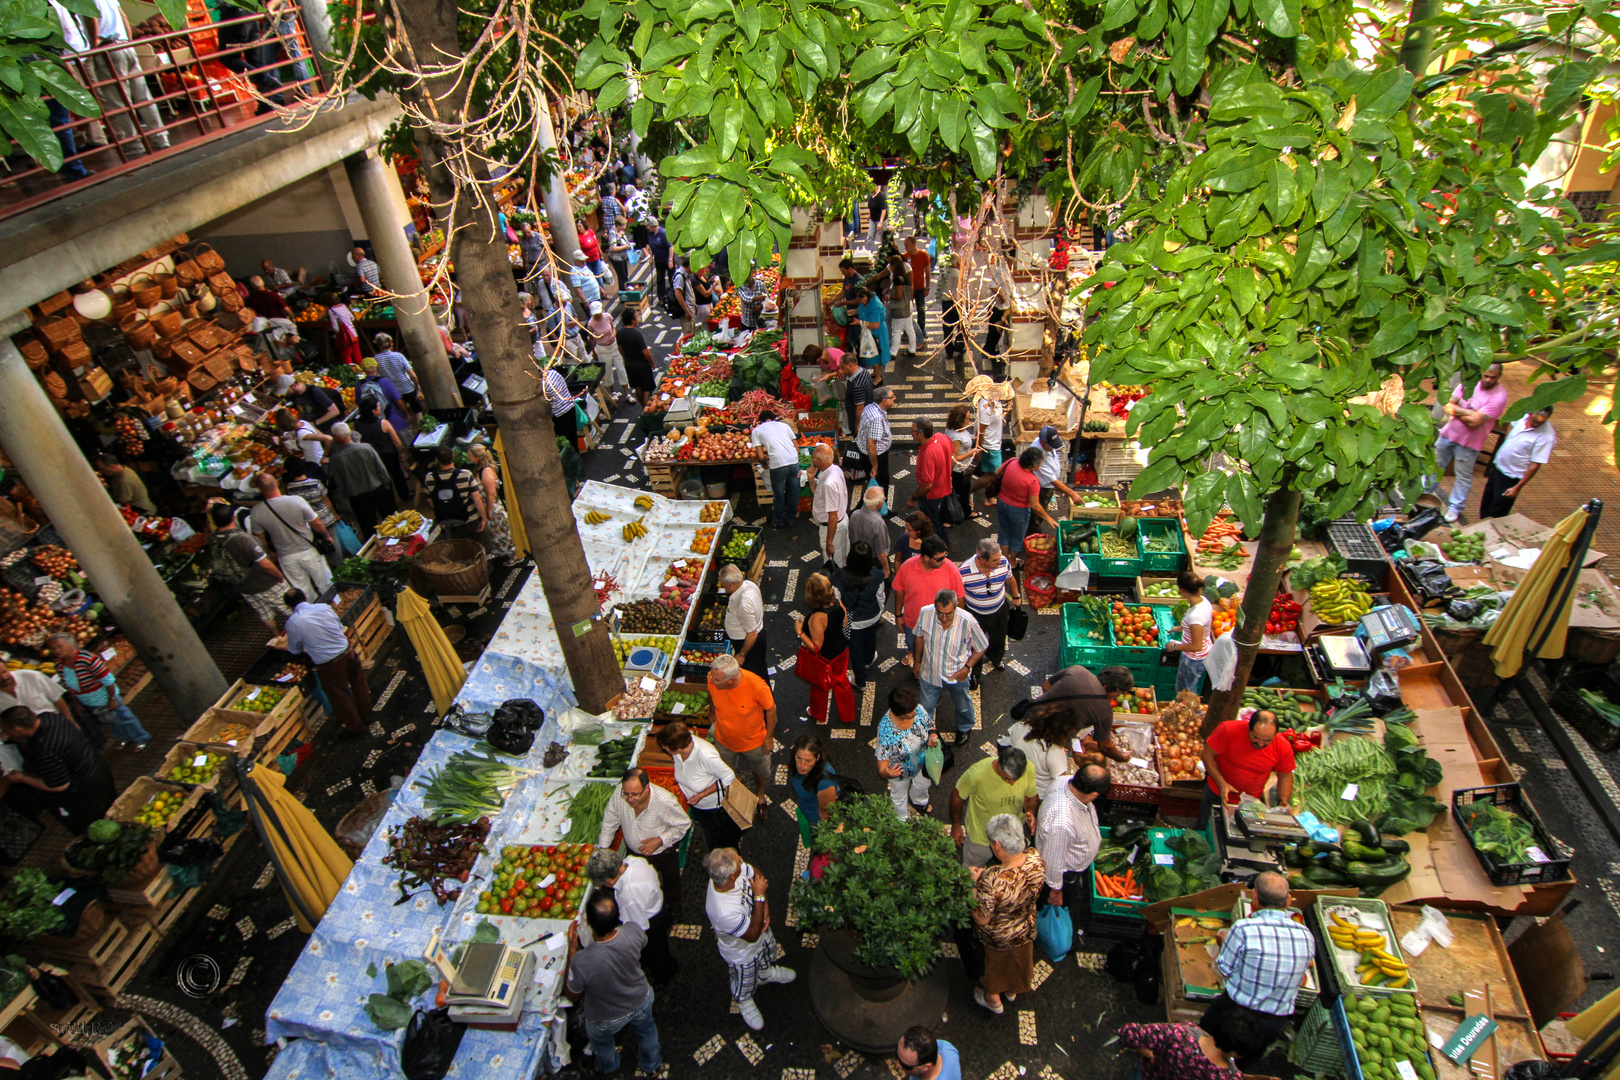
xmin=218 ymin=288 xmax=243 ymax=312
xmin=206 ymin=271 xmax=234 ymax=295
xmin=151 ymin=309 xmax=184 ymax=338
xmin=193 ymin=242 xmax=226 ymax=273
xmin=175 ymin=258 xmax=203 ymax=286
xmin=122 ymin=315 xmax=157 ymax=348
xmin=154 ymin=272 xmax=179 ymax=299
xmin=129 ymin=274 xmax=160 ymax=307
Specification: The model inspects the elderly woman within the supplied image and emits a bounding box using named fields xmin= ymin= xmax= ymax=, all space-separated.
xmin=788 ymin=734 xmax=840 ymax=845
xmin=465 ymin=444 xmax=516 ymax=562
xmin=655 ymin=721 xmax=740 ymax=852
xmin=875 ymin=684 xmax=939 ymax=819
xmin=890 ymin=510 xmax=935 ymax=575
xmin=960 ymin=536 xmax=1021 ymax=687
xmin=971 ymin=813 xmax=1048 ymax=1015
xmin=703 ymin=848 xmax=795 ymax=1032
xmin=585 ymin=845 xmax=678 ymax=986
xmin=795 ymin=573 xmax=856 ymax=725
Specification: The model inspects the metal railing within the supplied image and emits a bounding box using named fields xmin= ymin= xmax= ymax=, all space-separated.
xmin=0 ymin=7 xmax=324 ymax=220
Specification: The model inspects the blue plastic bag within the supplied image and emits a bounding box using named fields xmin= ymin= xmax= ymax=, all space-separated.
xmin=1036 ymin=903 xmax=1073 ymax=963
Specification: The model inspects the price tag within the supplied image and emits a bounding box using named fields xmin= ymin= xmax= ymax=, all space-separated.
xmin=1526 ymin=845 xmax=1550 ymax=863
xmin=1341 ymin=783 xmax=1359 ymax=801
xmin=545 ymin=934 xmax=567 ymax=952
xmin=672 ymin=560 xmax=686 ymax=568
xmin=537 ymin=873 xmax=555 ymax=889
xmin=1395 ymin=1061 xmax=1419 ymax=1080
xmin=246 ymin=688 xmax=262 ymax=701
xmin=50 ymin=888 xmax=76 ymax=908
xmin=1127 ymin=847 xmax=1139 ymax=863
xmin=101 ymin=649 xmax=117 ymax=662
xmin=229 ymin=405 xmax=243 ymax=416
xmin=386 ymin=538 xmax=399 ymax=546
xmin=639 ymin=676 xmax=659 ymax=693
xmin=671 ymin=703 xmax=685 ymax=714
xmin=226 ymin=740 xmax=238 ymax=747
xmin=192 ymin=754 xmax=208 ymax=767
xmin=1153 ymin=853 xmax=1175 ymax=866
xmin=32 ymin=576 xmax=50 ymax=588
xmin=1129 ymin=757 xmax=1150 ymax=769
xmin=557 ymin=820 xmax=570 ymax=834
xmin=1490 ymin=547 xmax=1513 ymax=561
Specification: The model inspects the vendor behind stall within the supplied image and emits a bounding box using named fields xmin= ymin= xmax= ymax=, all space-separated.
xmin=0 ymin=705 xmax=116 ymax=835
xmin=1203 ymin=871 xmax=1314 ymax=1063
xmin=95 ymin=454 xmax=154 ymax=516
xmin=1197 ymin=711 xmax=1296 ymax=831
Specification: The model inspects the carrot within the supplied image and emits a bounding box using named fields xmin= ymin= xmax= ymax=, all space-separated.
xmin=1097 ymin=873 xmax=1118 ymax=897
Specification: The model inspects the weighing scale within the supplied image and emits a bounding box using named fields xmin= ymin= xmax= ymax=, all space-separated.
xmin=1308 ymin=633 xmax=1372 ymax=681
xmin=1356 ymin=604 xmax=1423 ymax=654
xmin=622 ymin=647 xmax=671 ymax=679
xmin=1231 ymin=801 xmax=1312 ymax=848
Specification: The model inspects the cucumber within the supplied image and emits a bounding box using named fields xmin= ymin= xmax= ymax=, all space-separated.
xmin=1302 ymin=865 xmax=1348 ymax=885
xmin=1342 ymin=841 xmax=1388 ymax=862
xmin=1349 ymin=819 xmax=1381 ymax=845
xmin=1325 ymin=851 xmax=1349 ymax=872
xmin=1346 ymin=859 xmax=1413 ymax=886
xmin=1379 ymin=838 xmax=1412 ymax=855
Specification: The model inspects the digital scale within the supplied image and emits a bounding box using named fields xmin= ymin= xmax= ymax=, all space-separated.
xmin=622 ymin=647 xmax=671 ymax=679
xmin=1356 ymin=605 xmax=1423 ymax=654
xmin=1308 ymin=633 xmax=1372 ymax=681
xmin=1231 ymin=801 xmax=1312 ymax=847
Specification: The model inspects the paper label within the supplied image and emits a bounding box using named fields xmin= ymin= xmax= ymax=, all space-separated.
xmin=226 ymin=740 xmax=238 ymax=747
xmin=639 ymin=676 xmax=659 ymax=693
xmin=1129 ymin=757 xmax=1150 ymax=769
xmin=32 ymin=576 xmax=51 ymax=588
xmin=229 ymin=405 xmax=243 ymax=416
xmin=545 ymin=934 xmax=567 ymax=952
xmin=557 ymin=819 xmax=570 ymax=834
xmin=1395 ymin=1062 xmax=1418 ymax=1080
xmin=672 ymin=560 xmax=686 ymax=568
xmin=1153 ymin=853 xmax=1175 ymax=866
xmin=1341 ymin=783 xmax=1359 ymax=800
xmin=386 ymin=538 xmax=399 ymax=546
xmin=246 ymin=688 xmax=262 ymax=701
xmin=192 ymin=754 xmax=208 ymax=767
xmin=51 ymin=888 xmax=74 ymax=907
xmin=671 ymin=703 xmax=685 ymax=714
xmin=538 ymin=873 xmax=555 ymax=889
xmin=1526 ymin=845 xmax=1550 ymax=863
xmin=1127 ymin=847 xmax=1139 ymax=864
xmin=101 ymin=649 xmax=117 ymax=662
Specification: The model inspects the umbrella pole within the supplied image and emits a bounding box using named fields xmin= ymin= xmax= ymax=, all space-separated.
xmin=1486 ymin=500 xmax=1603 ymax=719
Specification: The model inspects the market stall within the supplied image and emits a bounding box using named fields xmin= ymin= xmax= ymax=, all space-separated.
xmin=262 ymin=482 xmax=759 ymax=1079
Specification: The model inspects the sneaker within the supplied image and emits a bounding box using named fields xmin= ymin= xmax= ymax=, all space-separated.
xmin=132 ymin=742 xmax=148 ymax=753
xmin=974 ymin=986 xmax=1005 ymax=1015
xmin=738 ymin=998 xmax=764 ymax=1030
xmin=760 ymin=966 xmax=796 ymax=985
xmin=1443 ymin=507 xmax=1459 ymax=524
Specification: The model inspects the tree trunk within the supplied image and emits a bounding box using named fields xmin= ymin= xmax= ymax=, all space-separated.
xmin=1200 ymin=488 xmax=1302 ymax=737
xmin=392 ymin=0 xmax=624 ymax=712
xmin=1398 ymin=0 xmax=1442 ymax=77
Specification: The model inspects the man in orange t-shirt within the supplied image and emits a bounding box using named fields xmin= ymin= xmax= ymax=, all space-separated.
xmin=905 ymin=235 xmax=931 ymax=338
xmin=707 ymin=654 xmax=777 ymax=798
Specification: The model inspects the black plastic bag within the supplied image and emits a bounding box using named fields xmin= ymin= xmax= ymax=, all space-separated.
xmin=1364 ymin=672 xmax=1404 ymax=715
xmin=31 ymin=969 xmax=74 ymax=1010
xmin=952 ymin=923 xmax=986 ymax=981
xmin=493 ymin=699 xmax=545 ymax=733
xmin=1403 ymin=507 xmax=1443 ymax=540
xmin=941 ymin=492 xmax=967 ymax=526
xmin=1503 ymin=1062 xmax=1562 ymax=1080
xmin=159 ymin=836 xmax=224 ymax=868
xmin=1006 ymin=606 xmax=1030 ymax=642
xmin=1377 ymin=522 xmax=1408 ymax=553
xmin=1446 ymin=598 xmax=1485 ymax=623
xmin=1105 ymin=938 xmax=1142 ymax=983
xmin=401 ymin=1007 xmax=466 ymax=1080
xmin=484 ymin=725 xmax=534 ymax=756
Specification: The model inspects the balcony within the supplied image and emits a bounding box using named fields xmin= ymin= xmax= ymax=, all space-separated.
xmin=0 ymin=7 xmax=325 ymax=220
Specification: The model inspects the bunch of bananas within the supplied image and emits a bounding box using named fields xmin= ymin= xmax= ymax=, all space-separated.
xmin=583 ymin=510 xmax=611 ymax=526
xmin=633 ymin=495 xmax=654 ymax=512
xmin=622 ymin=518 xmax=648 ymax=542
xmin=378 ymin=511 xmax=425 ymax=539
xmin=1174 ymin=916 xmax=1226 ymax=929
xmin=1310 ymin=577 xmax=1373 ymax=624
xmin=1328 ymin=913 xmax=1410 ymax=987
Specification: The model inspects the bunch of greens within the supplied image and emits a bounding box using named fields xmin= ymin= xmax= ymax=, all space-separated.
xmin=1379 ymin=712 xmax=1446 ymax=835
xmin=1289 ymin=554 xmax=1349 ymax=593
xmin=679 ymin=331 xmax=715 ymax=355
xmin=1141 ymin=830 xmax=1222 ymax=902
xmin=337 ymin=556 xmax=374 ymax=583
xmin=1459 ymin=801 xmax=1538 ymax=865
xmin=734 ymin=347 xmax=781 ymax=392
xmin=65 ymin=822 xmax=153 ymax=885
xmin=1575 ymin=688 xmax=1620 ymax=729
xmin=417 ymin=749 xmax=524 ymax=825
xmin=792 ymin=794 xmax=973 ymax=980
xmin=0 ymin=870 xmax=66 ymax=942
xmin=1296 ymin=499 xmax=1338 ymax=543
xmin=1294 ymin=730 xmax=1396 ymax=824
xmin=363 ymin=959 xmax=433 ymax=1030
xmin=575 ymin=364 xmax=603 ymax=381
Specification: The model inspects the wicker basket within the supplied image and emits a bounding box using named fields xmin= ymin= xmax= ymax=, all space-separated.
xmin=60 ymin=340 xmax=91 ymax=366
xmin=187 ymin=369 xmax=217 ymax=392
xmin=42 ymin=373 xmax=68 ymax=401
xmin=170 ymin=340 xmax=205 ymax=367
xmin=174 ymin=257 xmax=203 ymax=286
xmin=129 ymin=274 xmax=160 ymax=307
xmin=409 ymin=539 xmax=490 ymax=597
xmin=154 ymin=272 xmax=178 ymax=299
xmin=206 ymin=271 xmax=234 ymax=295
xmin=193 ymin=242 xmax=225 ymax=273
xmin=120 ymin=314 xmax=155 ymax=348
xmin=335 ymin=789 xmax=394 ymax=860
xmin=36 ymin=291 xmax=72 ymax=317
xmin=151 ymin=309 xmax=183 ymax=338
xmin=38 ymin=317 xmax=81 ymax=351
xmin=19 ymin=341 xmax=48 ymax=370
xmin=217 ymin=287 xmax=243 ymax=312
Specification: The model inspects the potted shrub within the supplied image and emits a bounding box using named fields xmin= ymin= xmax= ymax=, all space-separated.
xmin=792 ymin=794 xmax=974 ymax=1051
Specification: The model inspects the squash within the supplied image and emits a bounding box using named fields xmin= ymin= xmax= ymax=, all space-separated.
xmin=1118 ymin=516 xmax=1139 ymax=541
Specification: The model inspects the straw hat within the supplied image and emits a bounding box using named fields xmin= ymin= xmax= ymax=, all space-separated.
xmin=961 ymin=375 xmax=1013 ymax=401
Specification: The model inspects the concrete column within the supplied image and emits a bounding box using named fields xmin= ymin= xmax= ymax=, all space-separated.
xmin=537 ymin=106 xmax=581 ymax=261
xmin=297 ymin=0 xmax=334 ymax=76
xmin=0 ymin=325 xmax=227 ymax=722
xmin=343 ymin=149 xmax=459 ymax=410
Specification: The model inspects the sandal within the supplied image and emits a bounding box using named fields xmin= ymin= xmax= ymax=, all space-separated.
xmin=974 ymin=987 xmax=1005 ymax=1015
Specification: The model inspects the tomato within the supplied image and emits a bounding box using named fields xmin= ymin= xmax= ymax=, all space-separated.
xmin=541 ymin=897 xmax=554 ymax=912
xmin=500 ymin=899 xmax=512 ymax=914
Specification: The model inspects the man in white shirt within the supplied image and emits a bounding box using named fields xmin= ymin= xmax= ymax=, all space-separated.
xmin=1036 ymin=764 xmax=1109 ymax=952
xmin=703 ymin=848 xmax=795 ymax=1031
xmin=751 ymin=411 xmax=801 ymax=528
xmin=720 ymin=564 xmax=767 ymax=680
xmin=810 ymin=444 xmax=850 ymax=570
xmin=587 ymin=847 xmax=678 ymax=986
xmin=86 ymin=0 xmax=169 ymax=153
xmin=1479 ymin=407 xmax=1557 ymax=521
xmin=597 ymin=767 xmax=691 ymax=913
xmin=248 ymin=472 xmax=334 ymax=599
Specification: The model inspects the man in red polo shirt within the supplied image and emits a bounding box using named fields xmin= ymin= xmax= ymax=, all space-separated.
xmin=1197 ymin=710 xmax=1296 ymax=830
xmin=909 ymin=418 xmax=956 ymax=537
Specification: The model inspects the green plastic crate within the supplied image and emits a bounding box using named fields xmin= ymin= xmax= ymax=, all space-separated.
xmin=1154 ymin=664 xmax=1181 ymax=699
xmin=1088 ymin=825 xmax=1216 ymax=919
xmin=1059 ymin=604 xmax=1113 ymax=668
xmin=1135 ymin=518 xmax=1188 ymax=573
xmin=1110 ymin=606 xmax=1175 ymax=666
xmin=1057 ymin=520 xmax=1100 ymax=561
xmin=1061 ymin=523 xmax=1141 ymax=578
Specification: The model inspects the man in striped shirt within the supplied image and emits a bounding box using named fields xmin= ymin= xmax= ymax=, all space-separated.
xmin=959 ymin=537 xmax=1020 ymax=688
xmin=911 ymin=590 xmax=987 ymax=744
xmin=1035 ymin=763 xmax=1109 ymax=949
xmin=0 ymin=706 xmax=115 ymax=835
xmin=370 ymin=334 xmax=421 ymax=415
xmin=857 ymin=387 xmax=895 ymax=494
xmin=350 ymin=247 xmax=381 ymax=295
xmin=45 ymin=633 xmax=149 ymax=750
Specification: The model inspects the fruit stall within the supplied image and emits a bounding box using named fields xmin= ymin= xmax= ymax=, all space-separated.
xmin=262 ymin=480 xmax=739 ymax=1078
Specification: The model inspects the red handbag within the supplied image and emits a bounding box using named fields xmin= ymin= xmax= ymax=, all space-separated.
xmin=795 ymin=645 xmax=834 ymax=690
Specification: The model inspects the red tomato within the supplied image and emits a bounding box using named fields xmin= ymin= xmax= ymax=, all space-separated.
xmin=500 ymin=899 xmax=513 ymax=913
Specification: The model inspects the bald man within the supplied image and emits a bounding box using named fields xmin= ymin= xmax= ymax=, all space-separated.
xmin=810 ymin=444 xmax=849 ymax=569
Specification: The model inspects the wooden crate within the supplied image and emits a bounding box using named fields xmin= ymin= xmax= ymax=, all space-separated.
xmin=106 ymin=863 xmax=175 ymax=910
xmin=645 ymin=463 xmax=684 ymax=497
xmin=752 ymin=464 xmax=772 ymax=507
xmin=153 ymin=742 xmax=227 ymax=793
xmin=106 ymin=779 xmax=200 ymax=842
xmin=32 ymin=916 xmax=128 ymax=969
xmin=349 ymin=593 xmax=392 ymax=669
xmin=212 ymin=678 xmax=304 ymax=732
xmin=94 ymin=1015 xmax=182 ymax=1079
xmin=73 ymin=921 xmax=157 ymax=1003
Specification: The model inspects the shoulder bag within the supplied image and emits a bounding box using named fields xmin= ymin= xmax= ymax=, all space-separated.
xmin=983 ymin=460 xmax=1012 ymax=501
xmin=262 ymin=496 xmax=335 ymax=557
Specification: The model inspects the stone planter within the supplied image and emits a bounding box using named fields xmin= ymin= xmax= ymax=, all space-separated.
xmin=807 ymin=928 xmax=955 ymax=1054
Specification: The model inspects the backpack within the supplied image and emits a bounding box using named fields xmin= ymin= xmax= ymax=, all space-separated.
xmin=208 ymin=532 xmax=254 ymax=588
xmin=358 ymin=378 xmax=388 ymax=417
xmin=666 ymin=269 xmax=689 ymax=319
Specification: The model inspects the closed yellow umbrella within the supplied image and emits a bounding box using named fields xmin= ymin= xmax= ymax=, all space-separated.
xmin=493 ymin=431 xmax=529 ymax=558
xmin=1481 ymin=505 xmax=1589 ymax=677
xmin=237 ymin=761 xmax=352 ymax=933
xmin=396 ymin=585 xmax=467 ymax=714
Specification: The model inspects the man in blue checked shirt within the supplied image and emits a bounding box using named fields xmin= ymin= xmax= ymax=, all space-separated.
xmin=1203 ymin=871 xmax=1314 ymax=1062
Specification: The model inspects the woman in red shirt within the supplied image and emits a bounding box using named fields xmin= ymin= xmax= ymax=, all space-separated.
xmin=989 ymin=447 xmax=1057 ymax=562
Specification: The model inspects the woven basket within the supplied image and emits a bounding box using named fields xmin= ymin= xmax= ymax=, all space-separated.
xmin=187 ymin=324 xmax=220 ymax=349
xmin=60 ymin=340 xmax=90 ymax=366
xmin=111 ymin=293 xmax=138 ymax=322
xmin=206 ymin=271 xmax=234 ymax=295
xmin=155 ymin=272 xmax=178 ymax=299
xmin=409 ymin=539 xmax=490 ymax=597
xmin=218 ymin=288 xmax=243 ymax=312
xmin=39 ymin=317 xmax=81 ymax=351
xmin=194 ymin=242 xmax=225 ymax=273
xmin=19 ymin=341 xmax=48 ymax=370
xmin=171 ymin=340 xmax=206 ymax=366
xmin=42 ymin=373 xmax=68 ymax=401
xmin=151 ymin=309 xmax=183 ymax=338
xmin=178 ymin=297 xmax=198 ymax=320
xmin=36 ymin=292 xmax=72 ymax=317
xmin=121 ymin=314 xmax=156 ymax=348
xmin=175 ymin=258 xmax=203 ymax=286
xmin=130 ymin=274 xmax=160 ymax=307
xmin=151 ymin=339 xmax=175 ymax=361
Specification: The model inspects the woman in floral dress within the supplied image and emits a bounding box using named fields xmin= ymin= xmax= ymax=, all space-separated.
xmin=466 ymin=443 xmax=516 ymax=562
xmin=1116 ymin=1014 xmax=1262 ymax=1080
xmin=970 ymin=813 xmax=1047 ymax=1014
xmin=874 ymin=683 xmax=937 ymax=819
